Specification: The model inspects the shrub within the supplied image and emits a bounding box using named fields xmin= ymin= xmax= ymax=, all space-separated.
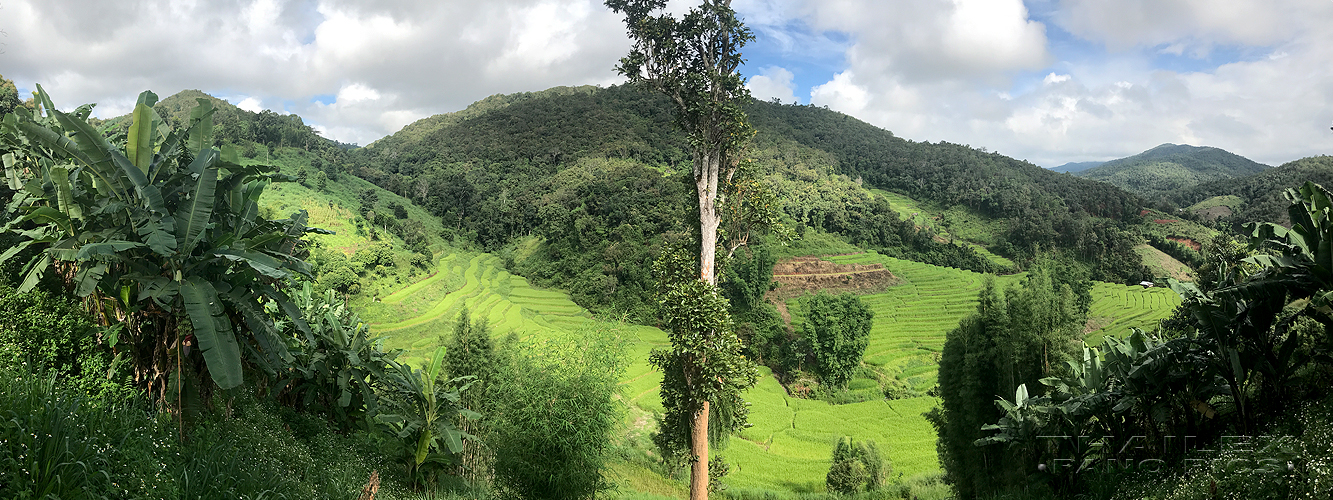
xmin=799 ymin=292 xmax=874 ymax=388
xmin=826 ymin=457 xmax=868 ymax=494
xmin=0 ymin=284 xmax=99 ymax=375
xmin=825 ymin=436 xmax=890 ymax=494
xmin=489 ymin=326 xmax=627 ymax=499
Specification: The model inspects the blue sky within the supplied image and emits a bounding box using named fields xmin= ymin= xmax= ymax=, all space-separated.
xmin=3 ymin=0 xmax=1331 ymax=166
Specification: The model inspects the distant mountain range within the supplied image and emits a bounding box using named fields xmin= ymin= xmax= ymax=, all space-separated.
xmin=1050 ymin=161 xmax=1105 ymax=173
xmin=1071 ymin=143 xmax=1269 ymax=196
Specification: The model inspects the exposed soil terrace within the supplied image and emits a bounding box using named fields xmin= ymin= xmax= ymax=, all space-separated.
xmin=1167 ymin=237 xmax=1202 ymax=252
xmin=766 ymin=256 xmax=899 ymax=301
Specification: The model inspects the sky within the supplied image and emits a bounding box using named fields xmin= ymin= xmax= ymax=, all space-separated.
xmin=2 ymin=0 xmax=1331 ymax=167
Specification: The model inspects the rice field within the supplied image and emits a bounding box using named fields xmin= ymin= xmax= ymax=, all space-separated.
xmin=724 ymin=367 xmax=942 ymax=491
xmin=356 ymin=244 xmax=1184 ymax=494
xmin=813 ymin=252 xmax=1024 ymax=391
xmin=1083 ymin=281 xmax=1182 ymax=345
xmin=359 ymin=253 xmax=593 ymax=366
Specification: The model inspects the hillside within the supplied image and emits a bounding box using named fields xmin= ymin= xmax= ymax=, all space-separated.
xmin=344 ymin=84 xmax=1158 ymax=322
xmin=1169 ymin=155 xmax=1333 ymax=226
xmin=1076 ymin=143 xmax=1269 ymax=196
xmin=100 ymin=89 xmax=349 ymax=153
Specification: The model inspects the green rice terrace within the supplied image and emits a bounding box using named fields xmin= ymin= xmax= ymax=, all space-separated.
xmin=349 ymin=244 xmax=1183 ymax=495
xmin=254 ymin=169 xmax=1183 ymax=495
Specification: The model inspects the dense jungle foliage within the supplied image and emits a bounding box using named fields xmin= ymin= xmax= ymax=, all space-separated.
xmin=931 ymin=183 xmax=1333 ymax=500
xmin=0 ymin=88 xmax=625 ymax=499
xmin=1169 ymin=155 xmax=1333 ymax=227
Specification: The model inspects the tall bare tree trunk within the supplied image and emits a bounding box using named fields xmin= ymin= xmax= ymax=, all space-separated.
xmin=696 ymin=150 xmax=723 ymax=287
xmin=691 ymin=148 xmax=724 ymax=500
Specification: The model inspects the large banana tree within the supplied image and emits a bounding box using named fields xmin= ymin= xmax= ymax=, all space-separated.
xmin=1 ymin=86 xmax=321 ymax=397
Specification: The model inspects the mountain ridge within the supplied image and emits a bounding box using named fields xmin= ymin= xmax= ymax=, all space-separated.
xmin=1076 ymin=142 xmax=1269 ymax=196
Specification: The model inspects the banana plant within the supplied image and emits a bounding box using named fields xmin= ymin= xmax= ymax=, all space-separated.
xmin=280 ymin=282 xmax=398 ymax=430
xmin=376 ymin=346 xmax=478 ymax=484
xmin=0 ymin=86 xmax=323 ymax=393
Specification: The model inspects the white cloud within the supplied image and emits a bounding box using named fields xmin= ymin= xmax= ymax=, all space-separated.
xmin=1055 ymin=0 xmax=1331 ymax=52
xmin=1043 ymin=73 xmax=1071 ymax=85
xmin=336 ymin=83 xmax=381 ymax=103
xmin=747 ymin=66 xmax=799 ymax=104
xmin=810 ymin=72 xmax=871 ymax=114
xmin=799 ymin=0 xmax=1050 ymax=84
xmin=236 ymin=97 xmax=265 ymax=113
xmin=2 ymin=0 xmax=630 ymax=145
xmin=778 ymin=0 xmax=1333 ymax=166
xmin=4 ymin=0 xmax=1332 ymax=166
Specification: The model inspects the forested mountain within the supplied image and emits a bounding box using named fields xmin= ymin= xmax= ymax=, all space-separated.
xmin=1169 ymin=155 xmax=1333 ymax=226
xmin=98 ymin=89 xmax=352 ymax=153
xmin=337 ymin=84 xmax=1158 ymax=318
xmin=1050 ymin=160 xmax=1104 ymax=173
xmin=1075 ymin=143 xmax=1269 ymax=197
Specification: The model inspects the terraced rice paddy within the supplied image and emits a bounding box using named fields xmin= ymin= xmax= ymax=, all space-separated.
xmin=724 ymin=368 xmax=942 ymax=492
xmin=362 ymin=247 xmax=1184 ymax=494
xmin=1083 ymin=282 xmax=1182 ymax=345
xmin=359 ymin=253 xmax=593 ymax=366
xmin=814 ymin=253 xmax=1023 ymax=391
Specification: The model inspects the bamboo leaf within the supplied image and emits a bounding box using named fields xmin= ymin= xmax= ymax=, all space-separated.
xmin=181 ymin=277 xmax=244 ymax=389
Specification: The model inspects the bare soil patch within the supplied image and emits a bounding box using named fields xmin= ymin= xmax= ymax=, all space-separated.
xmin=1083 ymin=316 xmax=1113 ymax=335
xmin=766 ymin=256 xmax=900 ymax=301
xmin=1166 ymin=237 xmax=1202 ymax=252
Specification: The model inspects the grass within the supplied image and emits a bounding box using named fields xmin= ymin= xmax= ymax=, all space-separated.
xmin=1083 ymin=282 xmax=1182 ymax=345
xmin=0 ymin=365 xmax=409 ymax=500
xmin=811 ymin=252 xmax=1024 ymax=391
xmin=336 ymin=221 xmax=1184 ymax=496
xmin=355 ymin=245 xmax=956 ymax=494
xmin=356 ymin=254 xmax=595 ymax=367
xmin=723 ymin=367 xmax=943 ymax=491
xmin=255 ymin=147 xmax=448 ymax=256
xmin=1185 ymin=195 xmax=1244 ymax=212
xmin=1134 ymin=244 xmax=1194 ymax=282
xmin=871 ymin=189 xmax=1013 ymax=268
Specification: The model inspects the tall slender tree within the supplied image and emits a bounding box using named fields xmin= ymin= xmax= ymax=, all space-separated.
xmin=605 ymin=1 xmax=757 ymax=497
